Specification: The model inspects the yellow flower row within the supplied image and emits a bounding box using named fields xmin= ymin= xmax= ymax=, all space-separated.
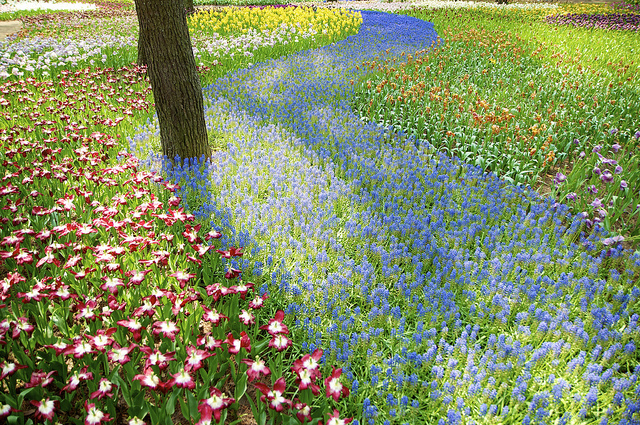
xmin=189 ymin=6 xmax=362 ymax=37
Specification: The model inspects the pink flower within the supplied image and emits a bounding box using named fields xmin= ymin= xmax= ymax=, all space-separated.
xmin=152 ymin=320 xmax=180 ymax=340
xmin=126 ymin=269 xmax=151 ymax=285
xmin=196 ymin=333 xmax=223 ymax=351
xmin=132 ymin=295 xmax=160 ymax=318
xmin=11 ymin=316 xmax=35 ymax=338
xmin=100 ymin=276 xmax=125 ymax=294
xmin=201 ymin=306 xmax=229 ymax=326
xmin=0 ymin=403 xmax=16 ymax=418
xmin=293 ymin=366 xmax=321 ymax=395
xmin=260 ymin=310 xmax=289 ymax=335
xmin=292 ymin=348 xmax=323 ymax=376
xmin=116 ymin=318 xmax=146 ymax=342
xmin=24 ymin=370 xmax=56 ymax=389
xmin=85 ymin=327 xmax=117 ymax=352
xmin=224 ymin=267 xmax=241 ymax=280
xmin=74 ymin=298 xmax=100 ymax=321
xmin=198 ymin=387 xmax=235 ymax=424
xmin=63 ymin=339 xmax=96 ymax=359
xmin=269 ymin=334 xmax=292 ymax=352
xmin=326 ymin=409 xmax=353 ymax=425
xmin=171 ymin=368 xmax=196 ymax=390
xmin=62 ymin=367 xmax=93 ymax=393
xmin=0 ymin=361 xmax=27 ymax=380
xmin=294 ymin=401 xmax=312 ymax=423
xmin=239 ymin=309 xmax=255 ymax=325
xmin=182 ymin=224 xmax=202 ymax=243
xmin=241 ymin=357 xmax=271 ymax=382
xmin=248 ymin=294 xmax=268 ymax=309
xmin=205 ymin=229 xmax=222 ymax=240
xmin=254 ymin=377 xmax=292 ymax=412
xmin=324 ymin=367 xmax=349 ymax=402
xmin=133 ymin=368 xmax=171 ymax=393
xmin=107 ymin=343 xmax=137 ymax=365
xmin=191 ymin=244 xmax=210 ymax=257
xmin=224 ymin=331 xmax=251 ymax=354
xmin=216 ymin=247 xmax=243 ymax=258
xmin=205 ymin=282 xmax=235 ymax=301
xmin=30 ymin=398 xmax=59 ymax=422
xmin=231 ymin=281 xmax=254 ymax=300
xmin=44 ymin=341 xmax=69 ymax=356
xmin=89 ymin=379 xmax=114 ymax=400
xmin=70 ymin=267 xmax=96 ymax=280
xmin=35 ymin=249 xmax=61 ymax=268
xmin=169 ymin=291 xmax=198 ymax=316
xmin=169 ymin=270 xmax=196 ymax=288
xmin=185 ymin=345 xmax=214 ymax=372
xmin=84 ymin=401 xmax=112 ymax=425
xmin=140 ymin=347 xmax=175 ymax=370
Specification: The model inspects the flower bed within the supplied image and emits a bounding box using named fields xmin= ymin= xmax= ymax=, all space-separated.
xmin=2 ymin=1 xmax=640 ymax=424
xmin=545 ymin=12 xmax=640 ymax=31
xmin=0 ymin=4 xmax=363 ymax=424
xmin=133 ymin=8 xmax=640 ymax=425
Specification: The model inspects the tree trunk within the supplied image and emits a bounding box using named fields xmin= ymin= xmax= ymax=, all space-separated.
xmin=184 ymin=0 xmax=195 ymax=15
xmin=133 ymin=0 xmax=211 ymax=163
xmin=136 ymin=31 xmax=147 ymax=67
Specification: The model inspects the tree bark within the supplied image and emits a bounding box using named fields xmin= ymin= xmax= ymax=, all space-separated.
xmin=136 ymin=30 xmax=147 ymax=67
xmin=133 ymin=0 xmax=211 ymax=163
xmin=184 ymin=0 xmax=195 ymax=16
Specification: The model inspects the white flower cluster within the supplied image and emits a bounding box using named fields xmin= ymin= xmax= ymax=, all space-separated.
xmin=0 ymin=33 xmax=136 ymax=78
xmin=0 ymin=1 xmax=97 ymax=13
xmin=193 ymin=23 xmax=319 ymax=66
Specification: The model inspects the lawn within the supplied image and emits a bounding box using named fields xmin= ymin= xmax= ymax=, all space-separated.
xmin=1 ymin=1 xmax=639 ymax=425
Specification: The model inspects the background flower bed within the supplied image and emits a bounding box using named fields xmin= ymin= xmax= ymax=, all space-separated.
xmin=1 ymin=1 xmax=640 ymax=425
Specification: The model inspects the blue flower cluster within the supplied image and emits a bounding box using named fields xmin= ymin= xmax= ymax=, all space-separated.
xmin=132 ymin=10 xmax=640 ymax=425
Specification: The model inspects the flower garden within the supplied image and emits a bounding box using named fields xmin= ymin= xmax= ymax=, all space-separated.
xmin=1 ymin=1 xmax=639 ymax=424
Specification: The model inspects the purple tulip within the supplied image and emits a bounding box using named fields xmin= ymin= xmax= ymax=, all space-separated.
xmin=554 ymin=172 xmax=567 ymax=184
xmin=611 ymin=143 xmax=621 ymax=153
xmin=603 ymin=235 xmax=625 ymax=246
xmin=620 ymin=180 xmax=628 ymax=189
xmin=590 ymin=198 xmax=603 ymax=208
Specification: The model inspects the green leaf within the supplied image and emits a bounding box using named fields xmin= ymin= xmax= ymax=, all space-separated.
xmin=17 ymin=387 xmax=36 ymax=406
xmin=179 ymin=395 xmax=190 ymax=420
xmin=166 ymin=390 xmax=179 ymax=416
xmin=113 ymin=372 xmax=131 ymax=404
xmin=129 ymin=391 xmax=149 ymax=417
xmin=148 ymin=406 xmax=160 ymax=425
xmin=234 ymin=373 xmax=248 ymax=402
xmin=187 ymin=390 xmax=199 ymax=420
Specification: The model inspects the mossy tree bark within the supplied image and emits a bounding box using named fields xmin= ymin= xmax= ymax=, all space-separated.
xmin=134 ymin=0 xmax=211 ymax=163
